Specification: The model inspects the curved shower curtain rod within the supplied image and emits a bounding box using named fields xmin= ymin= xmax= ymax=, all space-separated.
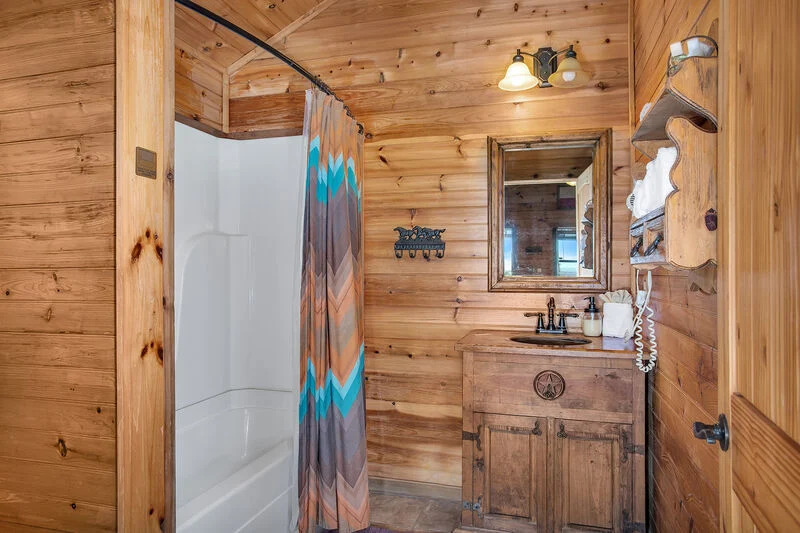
xmin=175 ymin=0 xmax=365 ymax=134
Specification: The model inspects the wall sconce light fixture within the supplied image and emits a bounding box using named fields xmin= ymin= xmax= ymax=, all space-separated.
xmin=498 ymin=45 xmax=590 ymax=91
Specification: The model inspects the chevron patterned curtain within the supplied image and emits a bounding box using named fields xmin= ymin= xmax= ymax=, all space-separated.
xmin=298 ymin=89 xmax=369 ymax=533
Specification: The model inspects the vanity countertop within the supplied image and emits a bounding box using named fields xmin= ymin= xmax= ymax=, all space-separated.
xmin=455 ymin=329 xmax=636 ymax=359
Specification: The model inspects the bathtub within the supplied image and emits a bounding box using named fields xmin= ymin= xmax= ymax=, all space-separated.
xmin=176 ymin=389 xmax=296 ymax=532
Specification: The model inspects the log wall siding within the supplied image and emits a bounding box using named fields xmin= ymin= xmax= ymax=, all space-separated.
xmin=0 ymin=0 xmax=117 ymax=531
xmin=630 ymin=0 xmax=720 ymax=531
xmin=230 ymin=0 xmax=631 ymax=488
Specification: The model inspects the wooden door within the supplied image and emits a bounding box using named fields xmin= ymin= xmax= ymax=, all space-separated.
xmin=471 ymin=413 xmax=547 ymax=532
xmin=552 ymin=419 xmax=630 ymax=532
xmin=718 ymin=0 xmax=800 ymax=530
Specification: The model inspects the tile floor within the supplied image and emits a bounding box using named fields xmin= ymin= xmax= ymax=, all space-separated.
xmin=369 ymin=490 xmax=461 ymax=532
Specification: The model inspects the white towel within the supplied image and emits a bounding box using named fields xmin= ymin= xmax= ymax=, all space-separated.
xmin=632 ymin=146 xmax=677 ymax=218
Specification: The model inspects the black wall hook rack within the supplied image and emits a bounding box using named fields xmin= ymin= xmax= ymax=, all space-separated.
xmin=394 ymin=226 xmax=446 ymax=259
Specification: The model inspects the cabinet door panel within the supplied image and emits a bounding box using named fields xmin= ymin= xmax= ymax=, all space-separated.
xmin=553 ymin=419 xmax=630 ymax=532
xmin=472 ymin=413 xmax=546 ymax=532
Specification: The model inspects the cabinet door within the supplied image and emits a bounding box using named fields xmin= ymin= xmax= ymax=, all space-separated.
xmin=552 ymin=419 xmax=631 ymax=532
xmin=471 ymin=413 xmax=546 ymax=532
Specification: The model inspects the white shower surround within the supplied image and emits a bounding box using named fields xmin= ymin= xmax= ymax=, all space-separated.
xmin=174 ymin=123 xmax=305 ymax=532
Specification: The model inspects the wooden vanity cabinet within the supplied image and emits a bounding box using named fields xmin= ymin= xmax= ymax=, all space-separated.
xmin=470 ymin=413 xmax=548 ymax=532
xmin=457 ymin=331 xmax=645 ymax=533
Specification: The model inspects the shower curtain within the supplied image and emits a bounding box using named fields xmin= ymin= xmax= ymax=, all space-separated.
xmin=298 ymin=89 xmax=369 ymax=533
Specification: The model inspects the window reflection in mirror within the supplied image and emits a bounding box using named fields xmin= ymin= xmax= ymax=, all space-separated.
xmin=489 ymin=131 xmax=610 ymax=292
xmin=502 ymin=145 xmax=593 ymax=278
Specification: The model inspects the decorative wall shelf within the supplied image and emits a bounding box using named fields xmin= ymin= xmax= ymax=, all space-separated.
xmin=630 ymin=52 xmax=718 ymax=271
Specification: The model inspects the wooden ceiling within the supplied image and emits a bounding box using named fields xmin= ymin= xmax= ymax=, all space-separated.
xmin=226 ymin=0 xmax=629 ymax=137
xmin=175 ymin=0 xmax=628 ymax=137
xmin=174 ymin=0 xmax=335 ymax=131
xmin=504 ymin=146 xmax=594 ymax=181
xmin=175 ymin=0 xmax=330 ymax=69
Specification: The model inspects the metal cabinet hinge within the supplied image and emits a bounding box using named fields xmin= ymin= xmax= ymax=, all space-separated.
xmin=463 ymin=425 xmax=482 ymax=450
xmin=620 ymin=431 xmax=645 ymax=463
xmin=622 ymin=511 xmax=646 ymax=533
xmin=462 ymin=496 xmax=483 ymax=517
xmin=625 ymin=443 xmax=645 ymax=455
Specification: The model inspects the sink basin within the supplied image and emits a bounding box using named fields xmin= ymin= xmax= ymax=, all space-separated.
xmin=510 ymin=336 xmax=592 ymax=346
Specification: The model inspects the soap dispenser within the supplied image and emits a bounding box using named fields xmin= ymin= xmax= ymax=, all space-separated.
xmin=582 ymin=296 xmax=603 ymax=337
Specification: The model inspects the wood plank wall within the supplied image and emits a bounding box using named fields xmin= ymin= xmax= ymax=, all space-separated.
xmin=0 ymin=0 xmax=117 ymax=531
xmin=229 ymin=0 xmax=631 ymax=488
xmin=631 ymin=0 xmax=720 ymax=530
xmin=174 ymin=5 xmax=236 ymax=133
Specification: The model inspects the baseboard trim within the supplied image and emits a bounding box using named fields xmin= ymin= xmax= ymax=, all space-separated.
xmin=368 ymin=476 xmax=461 ymax=502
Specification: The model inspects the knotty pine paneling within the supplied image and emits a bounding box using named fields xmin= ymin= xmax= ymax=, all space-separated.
xmin=0 ymin=0 xmax=116 ymax=530
xmin=230 ymin=0 xmax=631 ymax=489
xmin=631 ymin=1 xmax=720 ymax=531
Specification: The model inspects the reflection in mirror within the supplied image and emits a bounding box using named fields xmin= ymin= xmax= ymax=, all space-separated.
xmin=489 ymin=131 xmax=610 ymax=292
xmin=503 ymin=145 xmax=593 ymax=278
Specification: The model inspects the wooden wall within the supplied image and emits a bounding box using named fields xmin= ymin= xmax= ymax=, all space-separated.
xmin=506 ymin=184 xmax=577 ymax=276
xmin=229 ymin=0 xmax=631 ymax=488
xmin=631 ymin=0 xmax=720 ymax=530
xmin=0 ymin=0 xmax=117 ymax=530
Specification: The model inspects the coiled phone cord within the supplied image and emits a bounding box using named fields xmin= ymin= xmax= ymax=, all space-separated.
xmin=633 ymin=269 xmax=657 ymax=373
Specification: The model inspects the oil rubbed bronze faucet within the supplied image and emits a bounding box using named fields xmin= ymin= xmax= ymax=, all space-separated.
xmin=524 ymin=297 xmax=579 ymax=335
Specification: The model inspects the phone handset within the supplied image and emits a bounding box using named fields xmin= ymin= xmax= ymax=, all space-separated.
xmin=633 ymin=269 xmax=657 ymax=373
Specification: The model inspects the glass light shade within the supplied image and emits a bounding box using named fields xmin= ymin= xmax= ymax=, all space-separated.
xmin=548 ymin=56 xmax=590 ymax=88
xmin=499 ymin=60 xmax=539 ymax=91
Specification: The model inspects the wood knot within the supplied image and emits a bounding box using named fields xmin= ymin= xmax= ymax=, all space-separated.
xmin=56 ymin=438 xmax=68 ymax=457
xmin=131 ymin=241 xmax=142 ymax=263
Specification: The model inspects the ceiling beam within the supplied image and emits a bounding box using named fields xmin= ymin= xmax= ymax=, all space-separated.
xmin=226 ymin=0 xmax=341 ymax=76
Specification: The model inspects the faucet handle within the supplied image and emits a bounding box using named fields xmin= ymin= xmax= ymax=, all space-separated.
xmin=557 ymin=312 xmax=580 ymax=330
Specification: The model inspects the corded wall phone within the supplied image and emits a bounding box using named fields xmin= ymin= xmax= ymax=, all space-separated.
xmin=633 ymin=269 xmax=657 ymax=373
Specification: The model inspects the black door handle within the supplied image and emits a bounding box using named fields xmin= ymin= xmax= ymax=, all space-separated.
xmin=692 ymin=413 xmax=729 ymax=451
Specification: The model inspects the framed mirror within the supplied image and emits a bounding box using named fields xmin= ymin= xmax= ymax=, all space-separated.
xmin=488 ymin=130 xmax=611 ymax=292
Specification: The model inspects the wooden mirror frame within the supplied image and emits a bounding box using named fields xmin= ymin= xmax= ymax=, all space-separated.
xmin=488 ymin=129 xmax=611 ymax=293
